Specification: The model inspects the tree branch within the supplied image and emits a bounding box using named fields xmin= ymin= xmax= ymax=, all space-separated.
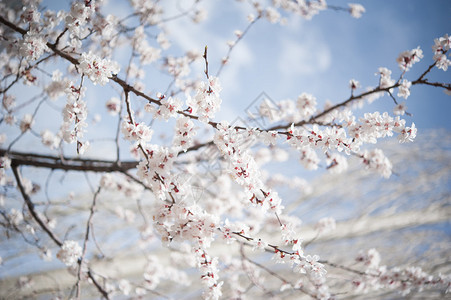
xmin=1 ymin=149 xmax=137 ymax=173
xmin=11 ymin=164 xmax=63 ymax=247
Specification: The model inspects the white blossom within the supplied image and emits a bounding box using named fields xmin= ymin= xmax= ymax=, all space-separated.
xmin=396 ymin=47 xmax=423 ymax=71
xmin=397 ymin=79 xmax=411 ymax=99
xmin=20 ymin=114 xmax=34 ymax=132
xmin=56 ymin=240 xmax=82 ymax=267
xmin=349 ymin=3 xmax=365 ymax=18
xmin=79 ymin=52 xmax=120 ymax=86
xmin=105 ymin=97 xmax=121 ymax=115
xmin=19 ymin=30 xmax=49 ymax=61
xmin=187 ymin=77 xmax=222 ymax=123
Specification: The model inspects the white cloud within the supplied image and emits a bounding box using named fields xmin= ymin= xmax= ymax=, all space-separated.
xmin=277 ymin=37 xmax=331 ymax=76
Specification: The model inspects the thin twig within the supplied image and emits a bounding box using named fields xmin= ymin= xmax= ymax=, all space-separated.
xmin=76 ymin=186 xmax=102 ymax=299
xmin=11 ymin=164 xmax=63 ymax=247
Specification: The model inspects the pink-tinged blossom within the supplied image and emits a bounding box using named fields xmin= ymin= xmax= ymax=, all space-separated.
xmin=432 ymin=34 xmax=451 ymax=71
xmin=265 ymin=7 xmax=281 ymax=23
xmin=257 ymin=98 xmax=282 ymax=123
xmin=21 ymin=4 xmax=41 ymax=23
xmin=214 ymin=122 xmax=283 ymax=214
xmin=165 ymin=56 xmax=190 ymax=78
xmin=2 ymin=94 xmax=15 ymax=111
xmin=326 ymin=153 xmax=348 ymax=174
xmin=434 ymin=53 xmax=451 ymax=71
xmin=0 ymin=156 xmax=11 ymax=186
xmin=79 ymin=52 xmax=120 ymax=86
xmin=397 ymin=79 xmax=411 ymax=99
xmin=133 ymin=26 xmax=161 ymax=65
xmin=65 ymin=1 xmax=95 ymax=38
xmin=376 ymin=67 xmax=395 ymax=89
xmin=297 ymin=92 xmax=317 ymax=120
xmin=41 ymin=130 xmax=60 ymax=150
xmin=136 ymin=146 xmax=176 ymax=200
xmin=396 ymin=47 xmax=423 ymax=71
xmin=393 ymin=102 xmax=407 ymax=116
xmin=105 ymin=97 xmax=121 ymax=115
xmin=56 ymin=240 xmax=82 ymax=267
xmin=121 ymin=120 xmax=153 ymax=144
xmin=362 ymin=148 xmax=392 ymax=178
xmin=349 ymin=78 xmax=361 ymax=90
xmin=173 ymin=116 xmax=196 ymax=152
xmin=349 ymin=3 xmax=365 ymax=18
xmin=251 ymin=238 xmax=268 ymax=252
xmin=299 ymin=147 xmax=319 ymax=170
xmin=145 ymin=97 xmax=182 ymax=121
xmin=130 ymin=0 xmax=163 ymax=25
xmin=45 ymin=70 xmax=71 ymax=100
xmin=398 ymin=122 xmax=417 ymax=143
xmin=19 ymin=30 xmax=49 ymax=61
xmin=62 ymin=84 xmax=88 ymax=144
xmin=356 ymin=248 xmax=381 ymax=269
xmin=20 ymin=114 xmax=34 ymax=132
xmin=188 ymin=77 xmax=222 ymax=123
xmin=259 ymin=130 xmax=278 ymax=145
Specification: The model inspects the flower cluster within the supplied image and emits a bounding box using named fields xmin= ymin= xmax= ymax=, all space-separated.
xmin=19 ymin=30 xmax=49 ymax=61
xmin=297 ymin=92 xmax=317 ymax=120
xmin=353 ymin=249 xmax=451 ymax=296
xmin=56 ymin=240 xmax=82 ymax=267
xmin=61 ymin=84 xmax=88 ymax=147
xmin=105 ymin=97 xmax=121 ymax=115
xmin=133 ymin=26 xmax=161 ymax=65
xmin=376 ymin=67 xmax=395 ymax=89
xmin=173 ymin=116 xmax=196 ymax=152
xmin=214 ymin=122 xmax=284 ymax=214
xmin=130 ymin=0 xmax=163 ymax=25
xmin=195 ymin=248 xmax=223 ymax=300
xmin=20 ymin=114 xmax=34 ymax=132
xmin=396 ymin=47 xmax=423 ymax=71
xmin=269 ymin=0 xmax=328 ymax=20
xmin=432 ymin=34 xmax=451 ymax=71
xmin=65 ymin=1 xmax=95 ymax=38
xmin=153 ymin=201 xmax=219 ymax=248
xmin=326 ymin=153 xmax=348 ymax=174
xmin=348 ymin=112 xmax=416 ymax=145
xmin=100 ymin=174 xmax=144 ymax=200
xmin=40 ymin=130 xmax=60 ymax=150
xmin=145 ymin=97 xmax=182 ymax=121
xmin=45 ymin=70 xmax=71 ymax=100
xmin=187 ymin=77 xmax=222 ymax=123
xmin=255 ymin=93 xmax=318 ymax=125
xmin=362 ymin=148 xmax=392 ymax=178
xmin=78 ymin=51 xmax=120 ymax=86
xmin=136 ymin=145 xmax=176 ymax=200
xmin=165 ymin=56 xmax=191 ymax=78
xmin=397 ymin=79 xmax=411 ymax=99
xmin=287 ymin=124 xmax=352 ymax=164
xmin=141 ymin=255 xmax=189 ymax=291
xmin=121 ymin=120 xmax=153 ymax=144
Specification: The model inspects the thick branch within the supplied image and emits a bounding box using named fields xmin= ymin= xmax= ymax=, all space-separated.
xmin=1 ymin=149 xmax=137 ymax=173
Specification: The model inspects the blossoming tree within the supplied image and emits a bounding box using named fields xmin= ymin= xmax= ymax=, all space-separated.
xmin=0 ymin=0 xmax=450 ymax=299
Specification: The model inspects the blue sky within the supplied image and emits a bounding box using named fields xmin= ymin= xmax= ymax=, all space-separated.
xmin=12 ymin=0 xmax=450 ymax=150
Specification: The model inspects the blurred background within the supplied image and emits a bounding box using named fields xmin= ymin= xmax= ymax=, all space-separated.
xmin=0 ymin=0 xmax=450 ymax=298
